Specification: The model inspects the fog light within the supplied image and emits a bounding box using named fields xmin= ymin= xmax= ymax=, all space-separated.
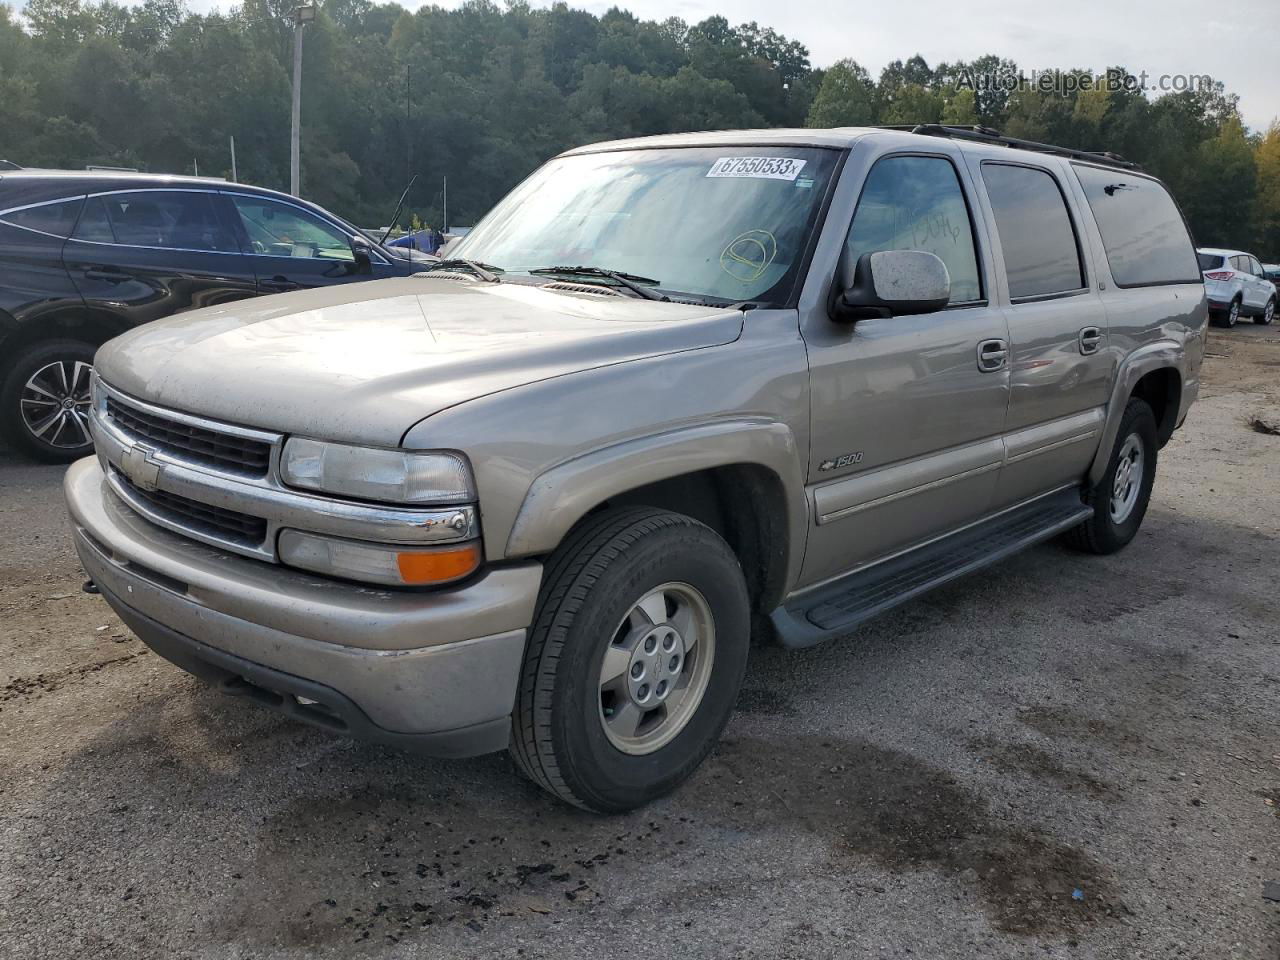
xmin=278 ymin=529 xmax=480 ymax=586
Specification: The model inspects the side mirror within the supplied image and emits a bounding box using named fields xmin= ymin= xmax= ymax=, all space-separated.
xmin=831 ymin=250 xmax=951 ymax=322
xmin=350 ymin=237 xmax=373 ymax=274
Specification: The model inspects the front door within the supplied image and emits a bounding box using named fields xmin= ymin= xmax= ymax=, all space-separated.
xmin=800 ymin=148 xmax=1011 ymax=587
xmin=223 ymin=193 xmax=385 ymax=293
xmin=63 ymin=189 xmax=258 ymax=325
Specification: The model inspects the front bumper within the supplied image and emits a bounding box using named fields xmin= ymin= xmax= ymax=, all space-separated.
xmin=64 ymin=458 xmax=543 ymax=757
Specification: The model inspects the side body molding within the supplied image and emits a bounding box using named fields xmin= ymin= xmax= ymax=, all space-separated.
xmin=505 ymin=418 xmax=808 ymax=594
xmin=1087 ymin=340 xmax=1186 ymax=486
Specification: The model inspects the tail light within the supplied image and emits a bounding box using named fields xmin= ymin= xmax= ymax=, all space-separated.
xmin=1204 ymin=271 xmax=1233 ymax=281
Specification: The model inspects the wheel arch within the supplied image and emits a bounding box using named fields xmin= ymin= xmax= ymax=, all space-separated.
xmin=504 ymin=419 xmax=807 ymax=613
xmin=1088 ymin=343 xmax=1184 ymax=486
xmin=0 ymin=308 xmax=130 ymax=379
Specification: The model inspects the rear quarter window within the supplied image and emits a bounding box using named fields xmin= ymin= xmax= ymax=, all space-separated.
xmin=1072 ymin=164 xmax=1200 ymax=287
xmin=0 ymin=197 xmax=84 ymax=238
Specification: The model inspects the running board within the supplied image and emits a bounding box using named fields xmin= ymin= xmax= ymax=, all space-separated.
xmin=771 ymin=490 xmax=1092 ymax=649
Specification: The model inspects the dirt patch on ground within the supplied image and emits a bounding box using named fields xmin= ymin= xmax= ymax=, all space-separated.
xmin=707 ymin=737 xmax=1121 ymax=936
xmin=209 ymin=734 xmax=1119 ymax=949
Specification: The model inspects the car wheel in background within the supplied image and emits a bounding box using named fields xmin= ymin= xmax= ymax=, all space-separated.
xmin=1222 ymin=298 xmax=1241 ymax=328
xmin=1256 ymin=298 xmax=1275 ymax=326
xmin=510 ymin=507 xmax=750 ymax=813
xmin=0 ymin=340 xmax=97 ymax=462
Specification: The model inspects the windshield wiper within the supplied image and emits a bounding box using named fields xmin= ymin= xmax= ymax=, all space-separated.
xmin=529 ymin=265 xmax=668 ymax=301
xmin=423 ymin=258 xmax=502 ymax=283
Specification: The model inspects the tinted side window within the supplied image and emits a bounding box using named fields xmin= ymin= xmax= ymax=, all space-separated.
xmin=1229 ymin=256 xmax=1244 ymax=272
xmin=844 ymin=155 xmax=982 ymax=303
xmin=981 ymin=163 xmax=1084 ymax=300
xmin=0 ymin=197 xmax=84 ymax=238
xmin=1072 ymin=165 xmax=1200 ymax=287
xmin=72 ymin=191 xmax=235 ymax=252
xmin=229 ymin=196 xmax=354 ymax=261
xmin=1196 ymin=252 xmax=1224 ymax=271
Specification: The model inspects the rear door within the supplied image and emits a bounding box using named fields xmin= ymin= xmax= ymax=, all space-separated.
xmin=969 ymin=159 xmax=1112 ymax=508
xmin=63 ymin=189 xmax=258 ymax=325
xmin=1245 ymin=256 xmax=1271 ymax=309
xmin=222 ymin=192 xmax=392 ymax=293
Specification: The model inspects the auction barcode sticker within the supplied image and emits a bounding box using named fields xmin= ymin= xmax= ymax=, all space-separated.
xmin=706 ymin=157 xmax=807 ymax=181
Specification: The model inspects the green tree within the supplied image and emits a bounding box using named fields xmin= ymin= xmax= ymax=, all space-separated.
xmin=805 ymin=59 xmax=878 ymax=127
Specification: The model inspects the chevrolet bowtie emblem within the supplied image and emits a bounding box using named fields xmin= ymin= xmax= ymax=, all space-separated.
xmin=121 ymin=444 xmax=163 ymax=492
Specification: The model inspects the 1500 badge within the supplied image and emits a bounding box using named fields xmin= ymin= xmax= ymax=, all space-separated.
xmin=819 ymin=452 xmax=864 ymax=471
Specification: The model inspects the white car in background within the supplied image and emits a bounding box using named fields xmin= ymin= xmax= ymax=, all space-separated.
xmin=1197 ymin=247 xmax=1276 ymax=327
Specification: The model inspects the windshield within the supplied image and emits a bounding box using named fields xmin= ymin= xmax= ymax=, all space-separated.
xmin=451 ymin=147 xmax=840 ymax=304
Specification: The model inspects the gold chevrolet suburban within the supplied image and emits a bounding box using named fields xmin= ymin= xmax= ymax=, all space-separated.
xmin=64 ymin=125 xmax=1206 ymax=812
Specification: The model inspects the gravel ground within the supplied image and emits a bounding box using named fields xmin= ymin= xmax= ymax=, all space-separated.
xmin=1 ymin=325 xmax=1278 ymax=960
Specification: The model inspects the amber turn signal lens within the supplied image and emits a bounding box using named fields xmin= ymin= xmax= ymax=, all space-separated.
xmin=396 ymin=543 xmax=481 ymax=585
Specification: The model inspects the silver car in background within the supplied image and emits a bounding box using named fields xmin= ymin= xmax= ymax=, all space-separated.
xmin=1197 ymin=247 xmax=1276 ymax=326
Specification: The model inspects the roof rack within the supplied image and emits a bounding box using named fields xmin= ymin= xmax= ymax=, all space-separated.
xmin=878 ymin=124 xmax=1139 ymax=170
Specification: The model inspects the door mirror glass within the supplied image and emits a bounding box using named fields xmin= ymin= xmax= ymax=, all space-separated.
xmin=833 ymin=250 xmax=951 ymax=321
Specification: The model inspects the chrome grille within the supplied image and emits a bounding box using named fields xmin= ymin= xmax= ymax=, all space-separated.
xmin=106 ymin=397 xmax=272 ymax=476
xmin=112 ymin=469 xmax=268 ymax=547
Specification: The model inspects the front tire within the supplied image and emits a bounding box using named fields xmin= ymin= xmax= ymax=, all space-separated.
xmin=1064 ymin=398 xmax=1158 ymax=555
xmin=0 ymin=340 xmax=97 ymax=462
xmin=1255 ymin=298 xmax=1275 ymax=326
xmin=510 ymin=507 xmax=750 ymax=813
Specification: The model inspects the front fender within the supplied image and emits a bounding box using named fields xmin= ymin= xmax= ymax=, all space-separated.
xmin=505 ymin=418 xmax=808 ymax=594
xmin=1087 ymin=340 xmax=1186 ymax=486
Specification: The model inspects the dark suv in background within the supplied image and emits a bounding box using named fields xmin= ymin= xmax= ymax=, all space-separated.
xmin=0 ymin=171 xmax=434 ymax=461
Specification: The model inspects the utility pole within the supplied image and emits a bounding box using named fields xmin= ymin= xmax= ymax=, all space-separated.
xmin=290 ymin=4 xmax=316 ymax=197
xmin=442 ymin=175 xmax=447 ymax=235
xmin=405 ymin=64 xmax=411 ymax=189
xmin=229 ymin=135 xmax=237 ymax=182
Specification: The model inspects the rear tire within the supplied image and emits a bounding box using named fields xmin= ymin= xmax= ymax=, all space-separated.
xmin=1064 ymin=398 xmax=1157 ymax=555
xmin=1219 ymin=298 xmax=1241 ymax=328
xmin=1255 ymin=298 xmax=1275 ymax=326
xmin=509 ymin=507 xmax=750 ymax=813
xmin=0 ymin=340 xmax=97 ymax=462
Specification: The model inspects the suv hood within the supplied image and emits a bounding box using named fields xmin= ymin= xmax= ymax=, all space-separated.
xmin=95 ymin=277 xmax=744 ymax=446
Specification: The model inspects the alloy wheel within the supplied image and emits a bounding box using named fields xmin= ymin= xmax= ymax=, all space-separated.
xmin=20 ymin=360 xmax=93 ymax=450
xmin=1109 ymin=433 xmax=1144 ymax=524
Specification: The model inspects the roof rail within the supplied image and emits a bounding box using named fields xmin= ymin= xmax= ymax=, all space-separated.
xmin=877 ymin=124 xmax=1140 ymax=171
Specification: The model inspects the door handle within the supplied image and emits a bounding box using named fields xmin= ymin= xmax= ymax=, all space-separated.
xmin=1078 ymin=326 xmax=1103 ymax=355
xmin=83 ymin=267 xmax=128 ymax=283
xmin=260 ymin=276 xmax=300 ymax=293
xmin=976 ymin=338 xmax=1008 ymax=372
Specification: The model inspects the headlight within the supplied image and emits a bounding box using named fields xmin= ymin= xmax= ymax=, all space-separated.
xmin=278 ymin=530 xmax=481 ymax=586
xmin=281 ymin=438 xmax=475 ymax=504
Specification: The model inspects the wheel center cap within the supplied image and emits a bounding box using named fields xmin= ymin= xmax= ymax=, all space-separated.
xmin=626 ymin=626 xmax=685 ymax=707
xmin=61 ymin=397 xmax=75 ymax=410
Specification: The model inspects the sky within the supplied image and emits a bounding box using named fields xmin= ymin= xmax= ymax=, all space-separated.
xmin=141 ymin=0 xmax=1280 ymax=131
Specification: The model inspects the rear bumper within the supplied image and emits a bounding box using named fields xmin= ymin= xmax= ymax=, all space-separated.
xmin=64 ymin=458 xmax=543 ymax=756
